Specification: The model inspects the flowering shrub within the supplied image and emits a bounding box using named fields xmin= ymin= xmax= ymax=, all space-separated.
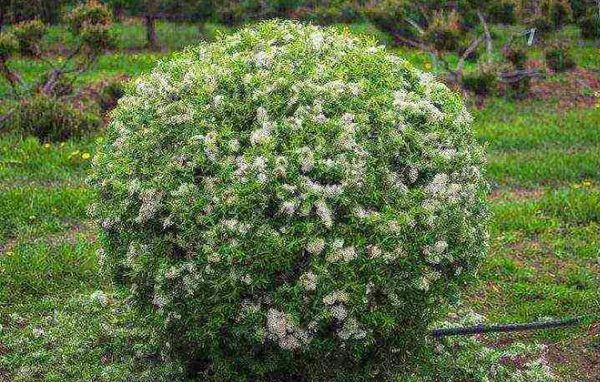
xmin=91 ymin=20 xmax=488 ymax=380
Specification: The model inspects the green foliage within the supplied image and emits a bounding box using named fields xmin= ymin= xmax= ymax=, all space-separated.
xmin=462 ymin=63 xmax=498 ymax=95
xmin=568 ymin=0 xmax=596 ymax=19
xmin=541 ymin=0 xmax=574 ymax=28
xmin=1 ymin=0 xmax=67 ymax=24
xmin=424 ymin=10 xmax=464 ymax=52
xmin=530 ymin=16 xmax=556 ymax=36
xmin=504 ymin=44 xmax=528 ymax=69
xmin=64 ymin=0 xmax=115 ymax=55
xmin=487 ymin=1 xmax=517 ymax=24
xmin=578 ymin=13 xmax=600 ymax=39
xmin=0 ymin=31 xmax=19 ymax=60
xmin=65 ymin=0 xmax=112 ymax=33
xmin=0 ymin=291 xmax=554 ymax=382
xmin=363 ymin=0 xmax=421 ymax=41
xmin=501 ymin=42 xmax=532 ymax=99
xmin=297 ymin=3 xmax=365 ymax=25
xmin=0 ymin=293 xmax=185 ymax=382
xmin=98 ymin=75 xmax=127 ymax=112
xmin=10 ymin=94 xmax=100 ymax=141
xmin=90 ymin=20 xmax=488 ymax=380
xmin=545 ymin=40 xmax=576 ymax=71
xmin=12 ymin=19 xmax=47 ymax=57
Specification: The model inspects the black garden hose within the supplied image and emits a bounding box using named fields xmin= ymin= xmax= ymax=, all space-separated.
xmin=430 ymin=314 xmax=599 ymax=337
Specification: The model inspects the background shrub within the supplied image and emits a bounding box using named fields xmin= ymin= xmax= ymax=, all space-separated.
xmin=10 ymin=94 xmax=100 ymax=141
xmin=545 ymin=40 xmax=576 ymax=71
xmin=364 ymin=0 xmax=422 ymax=42
xmin=503 ymin=44 xmax=528 ymax=70
xmin=12 ymin=19 xmax=47 ymax=57
xmin=424 ymin=10 xmax=464 ymax=52
xmin=462 ymin=63 xmax=498 ymax=96
xmin=502 ymin=43 xmax=532 ymax=99
xmin=0 ymin=31 xmax=19 ymax=60
xmin=530 ymin=16 xmax=555 ymax=36
xmin=98 ymin=76 xmax=126 ymax=112
xmin=1 ymin=0 xmax=66 ymax=24
xmin=487 ymin=1 xmax=517 ymax=25
xmin=91 ymin=20 xmax=488 ymax=380
xmin=542 ymin=0 xmax=574 ymax=27
xmin=578 ymin=13 xmax=600 ymax=39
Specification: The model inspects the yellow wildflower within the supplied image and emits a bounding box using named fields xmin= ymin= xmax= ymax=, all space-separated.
xmin=43 ymin=143 xmax=51 ymax=149
xmin=82 ymin=152 xmax=91 ymax=160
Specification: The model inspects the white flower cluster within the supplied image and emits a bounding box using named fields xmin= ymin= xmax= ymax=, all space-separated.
xmin=91 ymin=20 xmax=488 ymax=368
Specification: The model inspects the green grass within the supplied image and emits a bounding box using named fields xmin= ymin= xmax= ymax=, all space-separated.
xmin=1 ymin=20 xmax=599 ymax=382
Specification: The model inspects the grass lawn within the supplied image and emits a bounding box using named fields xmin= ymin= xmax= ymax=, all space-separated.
xmin=0 ymin=21 xmax=598 ymax=381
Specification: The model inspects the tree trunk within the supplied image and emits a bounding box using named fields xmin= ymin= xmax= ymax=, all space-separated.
xmin=145 ymin=15 xmax=158 ymax=50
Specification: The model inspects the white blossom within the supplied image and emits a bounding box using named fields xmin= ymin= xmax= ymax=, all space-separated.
xmin=306 ymin=238 xmax=325 ymax=255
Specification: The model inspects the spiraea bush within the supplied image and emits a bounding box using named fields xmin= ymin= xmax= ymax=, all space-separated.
xmin=90 ymin=20 xmax=488 ymax=380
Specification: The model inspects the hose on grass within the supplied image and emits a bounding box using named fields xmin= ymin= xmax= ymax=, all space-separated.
xmin=430 ymin=314 xmax=598 ymax=338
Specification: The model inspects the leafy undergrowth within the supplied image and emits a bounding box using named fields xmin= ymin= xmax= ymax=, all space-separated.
xmin=1 ymin=291 xmax=555 ymax=382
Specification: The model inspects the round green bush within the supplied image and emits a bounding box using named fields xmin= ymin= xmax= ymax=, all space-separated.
xmin=90 ymin=20 xmax=488 ymax=380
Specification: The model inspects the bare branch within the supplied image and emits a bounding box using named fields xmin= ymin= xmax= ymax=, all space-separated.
xmin=392 ymin=34 xmax=430 ymax=50
xmin=404 ymin=17 xmax=425 ymax=35
xmin=0 ymin=108 xmax=15 ymax=127
xmin=477 ymin=11 xmax=493 ymax=63
xmin=456 ymin=35 xmax=483 ymax=74
xmin=499 ymin=69 xmax=541 ymax=83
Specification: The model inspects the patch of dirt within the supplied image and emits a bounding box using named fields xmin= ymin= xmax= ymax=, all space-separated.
xmin=45 ymin=221 xmax=97 ymax=247
xmin=529 ymin=67 xmax=600 ymax=110
xmin=0 ymin=342 xmax=9 ymax=356
xmin=0 ymin=221 xmax=96 ymax=256
xmin=0 ymin=238 xmax=18 ymax=257
xmin=489 ymin=188 xmax=546 ymax=202
xmin=546 ymin=323 xmax=600 ymax=382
